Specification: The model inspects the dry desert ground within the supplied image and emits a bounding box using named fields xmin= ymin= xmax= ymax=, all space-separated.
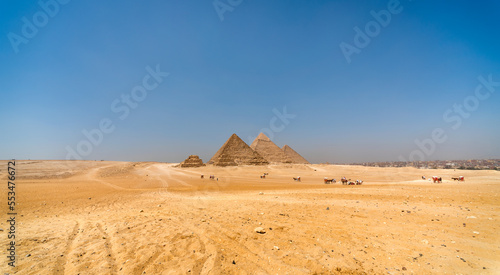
xmin=0 ymin=160 xmax=499 ymax=274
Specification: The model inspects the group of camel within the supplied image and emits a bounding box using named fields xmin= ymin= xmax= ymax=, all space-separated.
xmin=423 ymin=176 xmax=465 ymax=183
xmin=201 ymin=172 xmax=464 ymax=185
xmin=324 ymin=177 xmax=363 ymax=185
xmin=201 ymin=174 xmax=218 ymax=180
xmin=258 ymin=173 xmax=362 ymax=185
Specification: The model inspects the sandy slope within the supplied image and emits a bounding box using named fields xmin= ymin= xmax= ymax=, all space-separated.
xmin=0 ymin=160 xmax=499 ymax=274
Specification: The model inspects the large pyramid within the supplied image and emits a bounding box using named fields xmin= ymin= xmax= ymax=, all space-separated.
xmin=208 ymin=133 xmax=269 ymax=166
xmin=250 ymin=133 xmax=292 ymax=164
xmin=282 ymin=144 xmax=310 ymax=164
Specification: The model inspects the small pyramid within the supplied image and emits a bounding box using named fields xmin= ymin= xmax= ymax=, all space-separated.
xmin=250 ymin=133 xmax=292 ymax=164
xmin=208 ymin=134 xmax=269 ymax=166
xmin=180 ymin=155 xmax=204 ymax=167
xmin=282 ymin=145 xmax=309 ymax=164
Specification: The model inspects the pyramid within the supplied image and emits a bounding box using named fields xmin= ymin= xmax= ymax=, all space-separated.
xmin=282 ymin=144 xmax=310 ymax=164
xmin=180 ymin=155 xmax=204 ymax=167
xmin=250 ymin=133 xmax=292 ymax=164
xmin=208 ymin=133 xmax=269 ymax=166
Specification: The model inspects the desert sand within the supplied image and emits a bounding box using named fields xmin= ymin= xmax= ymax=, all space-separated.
xmin=1 ymin=160 xmax=499 ymax=274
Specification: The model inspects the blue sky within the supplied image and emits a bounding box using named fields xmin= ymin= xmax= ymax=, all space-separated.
xmin=1 ymin=0 xmax=499 ymax=163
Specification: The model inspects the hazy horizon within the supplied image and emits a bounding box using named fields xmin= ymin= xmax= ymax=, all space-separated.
xmin=1 ymin=1 xmax=499 ymax=164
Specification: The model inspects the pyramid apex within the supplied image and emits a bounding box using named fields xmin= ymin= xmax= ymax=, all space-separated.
xmin=256 ymin=132 xmax=271 ymax=141
xmin=228 ymin=133 xmax=242 ymax=140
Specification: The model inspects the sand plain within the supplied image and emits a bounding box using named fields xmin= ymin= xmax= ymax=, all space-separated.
xmin=0 ymin=160 xmax=499 ymax=274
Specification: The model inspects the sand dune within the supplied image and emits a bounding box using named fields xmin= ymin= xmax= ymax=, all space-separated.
xmin=1 ymin=160 xmax=499 ymax=274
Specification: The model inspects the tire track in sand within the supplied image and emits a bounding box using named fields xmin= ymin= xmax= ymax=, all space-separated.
xmin=96 ymin=223 xmax=118 ymax=274
xmin=53 ymin=221 xmax=79 ymax=275
xmin=132 ymin=244 xmax=162 ymax=274
xmin=85 ymin=166 xmax=128 ymax=191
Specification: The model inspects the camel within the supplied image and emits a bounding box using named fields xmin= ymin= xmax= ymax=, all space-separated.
xmin=432 ymin=176 xmax=442 ymax=183
xmin=324 ymin=178 xmax=336 ymax=184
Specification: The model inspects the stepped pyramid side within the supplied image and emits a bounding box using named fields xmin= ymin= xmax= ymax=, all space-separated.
xmin=250 ymin=133 xmax=292 ymax=164
xmin=209 ymin=134 xmax=269 ymax=166
xmin=282 ymin=144 xmax=310 ymax=164
xmin=180 ymin=155 xmax=205 ymax=167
